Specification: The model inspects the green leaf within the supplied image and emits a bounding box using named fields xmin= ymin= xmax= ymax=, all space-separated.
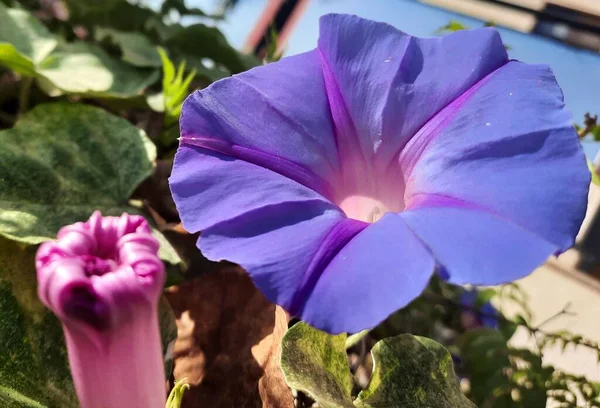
xmin=178 ymin=53 xmax=230 ymax=82
xmin=346 ymin=330 xmax=369 ymax=350
xmin=0 ymin=103 xmax=155 ymax=243
xmin=37 ymin=43 xmax=159 ymax=98
xmin=165 ymin=378 xmax=190 ymax=408
xmin=475 ymin=288 xmax=497 ymax=308
xmin=166 ymin=23 xmax=259 ymax=74
xmin=0 ymin=3 xmax=57 ymax=75
xmin=158 ymin=48 xmax=195 ymax=127
xmin=160 ymin=0 xmax=222 ymax=18
xmin=435 ymin=20 xmax=469 ymax=34
xmin=280 ymin=322 xmax=353 ymax=408
xmin=591 ymin=126 xmax=600 ymax=141
xmin=458 ymin=328 xmax=511 ymax=405
xmin=355 ymin=335 xmax=475 ymax=408
xmin=64 ymin=0 xmax=120 ymax=14
xmin=0 ymin=235 xmax=178 ymax=407
xmin=95 ymin=28 xmax=162 ymax=68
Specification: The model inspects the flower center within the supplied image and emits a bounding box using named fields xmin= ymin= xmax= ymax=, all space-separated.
xmin=81 ymin=255 xmax=115 ymax=277
xmin=338 ymin=195 xmax=397 ymax=223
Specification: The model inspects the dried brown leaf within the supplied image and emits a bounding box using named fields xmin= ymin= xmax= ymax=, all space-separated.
xmin=165 ymin=267 xmax=293 ymax=408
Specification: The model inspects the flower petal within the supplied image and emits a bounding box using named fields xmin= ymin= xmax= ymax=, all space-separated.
xmin=299 ymin=213 xmax=435 ymax=334
xmin=401 ymin=207 xmax=558 ymax=284
xmin=201 ymin=209 xmax=434 ymax=334
xmin=199 ymin=201 xmax=358 ymax=309
xmin=178 ymin=50 xmax=339 ymax=198
xmin=403 ymin=61 xmax=589 ymax=251
xmin=317 ymin=14 xmax=508 ymax=170
xmin=170 ymin=145 xmax=333 ymax=233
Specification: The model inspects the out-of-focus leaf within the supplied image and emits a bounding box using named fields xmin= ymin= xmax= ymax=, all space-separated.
xmin=37 ymin=43 xmax=159 ymax=97
xmin=64 ymin=0 xmax=120 ymax=14
xmin=435 ymin=20 xmax=469 ymax=34
xmin=0 ymin=235 xmax=178 ymax=407
xmin=281 ymin=322 xmax=353 ymax=408
xmin=95 ymin=28 xmax=161 ymax=68
xmin=475 ymin=288 xmax=497 ymax=308
xmin=66 ymin=0 xmax=167 ymax=44
xmin=166 ymin=23 xmax=259 ymax=73
xmin=0 ymin=3 xmax=57 ymax=75
xmin=459 ymin=328 xmax=512 ymax=405
xmin=160 ymin=0 xmax=222 ymax=19
xmin=355 ymin=335 xmax=475 ymax=408
xmin=146 ymin=92 xmax=165 ymax=112
xmin=592 ymin=126 xmax=600 ymax=141
xmin=0 ymin=103 xmax=155 ymax=243
xmin=177 ymin=53 xmax=229 ymax=83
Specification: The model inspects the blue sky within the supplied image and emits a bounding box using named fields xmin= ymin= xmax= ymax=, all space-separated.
xmin=191 ymin=0 xmax=600 ymax=123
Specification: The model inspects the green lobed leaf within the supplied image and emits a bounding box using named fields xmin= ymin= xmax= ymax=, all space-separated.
xmin=95 ymin=28 xmax=162 ymax=68
xmin=0 ymin=103 xmax=155 ymax=243
xmin=37 ymin=42 xmax=159 ymax=98
xmin=280 ymin=322 xmax=354 ymax=408
xmin=0 ymin=3 xmax=57 ymax=75
xmin=355 ymin=335 xmax=475 ymax=408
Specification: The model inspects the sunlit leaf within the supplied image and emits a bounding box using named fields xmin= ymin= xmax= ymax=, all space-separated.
xmin=158 ymin=48 xmax=195 ymax=127
xmin=0 ymin=103 xmax=155 ymax=243
xmin=355 ymin=335 xmax=475 ymax=408
xmin=37 ymin=42 xmax=159 ymax=98
xmin=281 ymin=322 xmax=354 ymax=408
xmin=0 ymin=3 xmax=57 ymax=75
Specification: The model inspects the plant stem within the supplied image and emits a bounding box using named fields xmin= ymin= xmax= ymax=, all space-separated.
xmin=18 ymin=76 xmax=33 ymax=116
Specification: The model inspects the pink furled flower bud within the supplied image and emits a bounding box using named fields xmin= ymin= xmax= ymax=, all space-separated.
xmin=36 ymin=211 xmax=166 ymax=408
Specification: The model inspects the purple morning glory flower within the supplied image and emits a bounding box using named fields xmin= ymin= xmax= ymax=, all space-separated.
xmin=170 ymin=14 xmax=589 ymax=334
xmin=36 ymin=211 xmax=166 ymax=408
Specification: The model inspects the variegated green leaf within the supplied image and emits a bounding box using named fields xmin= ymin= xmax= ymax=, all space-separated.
xmin=355 ymin=335 xmax=475 ymax=408
xmin=0 ymin=103 xmax=155 ymax=243
xmin=281 ymin=322 xmax=353 ymax=408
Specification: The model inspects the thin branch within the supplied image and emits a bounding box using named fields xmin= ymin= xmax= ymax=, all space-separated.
xmin=425 ymin=293 xmax=598 ymax=354
xmin=534 ymin=302 xmax=575 ymax=330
